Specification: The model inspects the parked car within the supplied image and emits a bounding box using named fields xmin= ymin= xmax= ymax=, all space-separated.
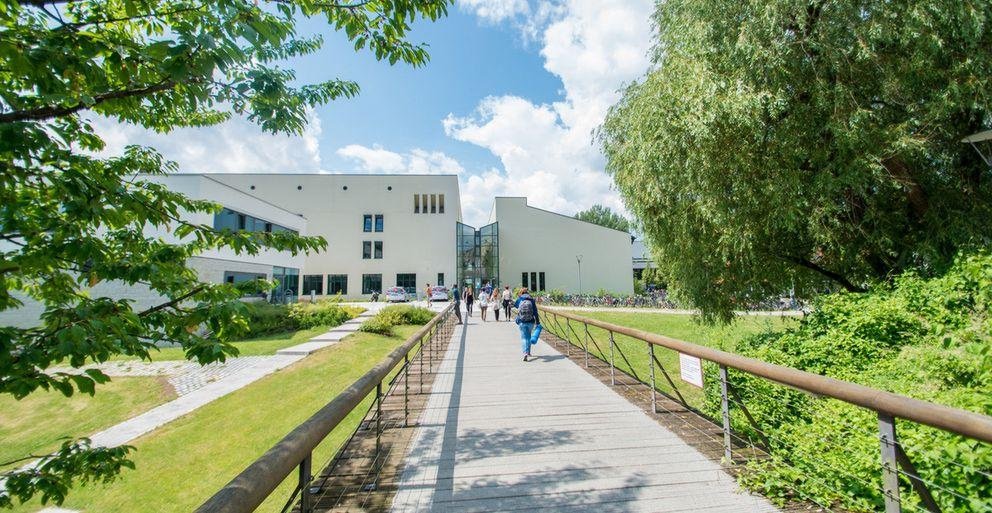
xmin=430 ymin=286 xmax=449 ymax=301
xmin=385 ymin=286 xmax=409 ymax=303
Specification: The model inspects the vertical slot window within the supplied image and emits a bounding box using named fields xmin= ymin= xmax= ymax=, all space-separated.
xmin=362 ymin=241 xmax=372 ymax=259
xmin=522 ymin=272 xmax=528 ymax=289
xmin=439 ymin=194 xmax=445 ymax=214
xmin=363 ymin=215 xmax=372 ymax=232
xmin=539 ymin=272 xmax=546 ymax=292
xmin=374 ymin=241 xmax=383 ymax=259
xmin=421 ymin=194 xmax=428 ymax=214
xmin=414 ymin=195 xmax=420 ymax=213
xmin=430 ymin=194 xmax=437 ymax=213
xmin=374 ymin=214 xmax=383 ymax=232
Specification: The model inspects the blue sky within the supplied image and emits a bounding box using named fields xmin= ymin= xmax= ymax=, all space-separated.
xmin=96 ymin=1 xmax=656 ymax=227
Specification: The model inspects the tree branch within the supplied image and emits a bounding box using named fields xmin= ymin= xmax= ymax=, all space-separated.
xmin=0 ymin=80 xmax=176 ymax=124
xmin=881 ymin=156 xmax=929 ymax=220
xmin=136 ymin=285 xmax=205 ymax=317
xmin=778 ymin=254 xmax=867 ymax=292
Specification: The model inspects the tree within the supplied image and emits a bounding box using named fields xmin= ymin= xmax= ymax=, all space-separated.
xmin=600 ymin=0 xmax=992 ymax=321
xmin=574 ymin=204 xmax=630 ymax=233
xmin=0 ymin=0 xmax=450 ymax=507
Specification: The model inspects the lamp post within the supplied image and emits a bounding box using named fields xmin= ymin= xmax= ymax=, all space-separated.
xmin=576 ymin=254 xmax=583 ymax=295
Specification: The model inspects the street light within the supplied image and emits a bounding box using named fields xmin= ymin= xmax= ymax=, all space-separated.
xmin=576 ymin=254 xmax=583 ymax=295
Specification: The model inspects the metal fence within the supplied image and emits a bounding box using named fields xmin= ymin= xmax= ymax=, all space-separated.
xmin=195 ymin=303 xmax=456 ymax=513
xmin=538 ymin=306 xmax=992 ymax=513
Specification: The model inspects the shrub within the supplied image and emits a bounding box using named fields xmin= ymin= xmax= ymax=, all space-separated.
xmin=358 ymin=305 xmax=435 ymax=336
xmin=288 ymin=301 xmax=362 ymax=329
xmin=235 ymin=303 xmax=299 ymax=338
xmin=358 ymin=316 xmax=395 ymax=336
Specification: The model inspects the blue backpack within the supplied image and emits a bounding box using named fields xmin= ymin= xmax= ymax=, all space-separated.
xmin=517 ymin=297 xmax=536 ymax=323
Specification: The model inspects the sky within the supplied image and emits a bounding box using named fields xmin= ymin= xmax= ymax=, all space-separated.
xmin=95 ymin=0 xmax=656 ymax=228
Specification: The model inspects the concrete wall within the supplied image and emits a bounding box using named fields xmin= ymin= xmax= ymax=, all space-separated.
xmin=206 ymin=174 xmax=461 ymax=298
xmin=493 ymin=197 xmax=633 ymax=294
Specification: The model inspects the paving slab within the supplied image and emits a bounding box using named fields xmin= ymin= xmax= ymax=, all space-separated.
xmin=390 ymin=317 xmax=780 ymax=513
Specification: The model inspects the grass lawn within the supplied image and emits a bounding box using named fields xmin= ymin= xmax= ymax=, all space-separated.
xmin=553 ymin=311 xmax=795 ymax=409
xmin=8 ymin=325 xmax=423 ymax=513
xmin=106 ymin=324 xmax=337 ymax=362
xmin=0 ymin=377 xmax=176 ymax=471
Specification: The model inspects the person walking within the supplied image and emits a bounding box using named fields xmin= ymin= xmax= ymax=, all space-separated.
xmin=425 ymin=283 xmax=433 ymax=309
xmin=491 ymin=289 xmax=501 ymax=321
xmin=515 ymin=288 xmax=540 ymax=361
xmin=451 ymin=284 xmax=462 ymax=324
xmin=463 ymin=286 xmax=475 ymax=317
xmin=479 ymin=288 xmax=490 ymax=321
xmin=501 ymin=285 xmax=512 ymax=321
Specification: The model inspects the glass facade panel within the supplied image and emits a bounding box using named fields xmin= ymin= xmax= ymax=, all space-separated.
xmin=479 ymin=222 xmax=499 ymax=289
xmin=362 ymin=274 xmax=382 ymax=294
xmin=396 ymin=273 xmax=416 ymax=293
xmin=456 ymin=222 xmax=499 ymax=289
xmin=302 ymin=275 xmax=323 ymax=295
xmin=213 ymin=207 xmax=297 ymax=235
xmin=328 ymin=274 xmax=348 ymax=295
xmin=272 ymin=266 xmax=300 ymax=303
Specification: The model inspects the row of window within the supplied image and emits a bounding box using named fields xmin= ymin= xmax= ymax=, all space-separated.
xmin=301 ymin=273 xmax=446 ymax=295
xmin=362 ymin=241 xmax=383 ymax=259
xmin=413 ymin=194 xmax=445 ymax=214
xmin=522 ymin=271 xmax=546 ymax=292
xmin=363 ymin=214 xmax=384 ymax=232
xmin=214 ymin=208 xmax=298 ymax=235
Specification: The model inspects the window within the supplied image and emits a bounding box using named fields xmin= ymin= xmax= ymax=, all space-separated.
xmin=302 ymin=275 xmax=323 ymax=295
xmin=224 ymin=271 xmax=267 ymax=298
xmin=430 ymin=194 xmax=437 ymax=213
xmin=213 ymin=207 xmax=297 ymax=235
xmin=272 ymin=266 xmax=300 ymax=301
xmin=374 ymin=214 xmax=383 ymax=232
xmin=362 ymin=274 xmax=382 ymax=294
xmin=539 ymin=272 xmax=546 ymax=292
xmin=374 ymin=241 xmax=383 ymax=259
xmin=328 ymin=274 xmax=348 ymax=295
xmin=414 ymin=194 xmax=420 ymax=213
xmin=421 ymin=194 xmax=428 ymax=214
xmin=363 ymin=214 xmax=372 ymax=232
xmin=215 ymin=209 xmax=240 ymax=231
xmin=439 ymin=194 xmax=445 ymax=214
xmin=530 ymin=272 xmax=537 ymax=291
xmin=362 ymin=241 xmax=372 ymax=259
xmin=396 ymin=273 xmax=416 ymax=293
xmin=437 ymin=272 xmax=444 ymax=286
xmin=521 ymin=271 xmax=546 ymax=291
xmin=522 ymin=272 xmax=528 ymax=289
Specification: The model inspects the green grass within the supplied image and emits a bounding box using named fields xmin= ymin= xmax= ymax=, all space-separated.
xmin=552 ymin=311 xmax=794 ymax=408
xmin=0 ymin=377 xmax=176 ymax=471
xmin=8 ymin=325 xmax=423 ymax=513
xmin=109 ymin=324 xmax=337 ymax=362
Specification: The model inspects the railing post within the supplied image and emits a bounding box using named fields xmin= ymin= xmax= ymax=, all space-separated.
xmin=403 ymin=352 xmax=409 ymax=427
xmin=298 ymin=453 xmax=313 ymax=513
xmin=878 ymin=413 xmax=901 ymax=513
xmin=609 ymin=331 xmax=616 ymax=386
xmin=564 ymin=317 xmax=572 ymax=357
xmin=583 ymin=324 xmax=590 ymax=368
xmin=648 ymin=342 xmax=657 ymax=413
xmin=375 ymin=381 xmax=383 ymax=460
xmin=719 ymin=364 xmax=732 ymax=463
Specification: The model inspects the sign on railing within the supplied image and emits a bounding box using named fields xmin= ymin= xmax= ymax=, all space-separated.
xmin=678 ymin=353 xmax=704 ymax=388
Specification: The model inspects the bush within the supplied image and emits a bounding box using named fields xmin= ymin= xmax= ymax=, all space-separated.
xmin=705 ymin=250 xmax=992 ymax=512
xmin=358 ymin=316 xmax=395 ymax=336
xmin=236 ymin=303 xmax=299 ymax=338
xmin=288 ymin=301 xmax=362 ymax=329
xmin=358 ymin=305 xmax=435 ymax=336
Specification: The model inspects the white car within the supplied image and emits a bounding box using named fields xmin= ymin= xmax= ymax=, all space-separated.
xmin=430 ymin=286 xmax=449 ymax=301
xmin=385 ymin=286 xmax=409 ymax=302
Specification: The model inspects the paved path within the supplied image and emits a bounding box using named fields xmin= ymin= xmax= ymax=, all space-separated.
xmin=390 ymin=315 xmax=779 ymax=513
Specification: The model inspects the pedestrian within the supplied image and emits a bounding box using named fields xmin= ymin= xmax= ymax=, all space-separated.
xmin=482 ymin=281 xmax=494 ymax=298
xmin=425 ymin=283 xmax=433 ymax=309
xmin=501 ymin=285 xmax=512 ymax=321
xmin=451 ymin=283 xmax=462 ymax=324
xmin=463 ymin=286 xmax=475 ymax=317
xmin=515 ymin=288 xmax=540 ymax=361
xmin=492 ymin=289 xmax=501 ymax=321
xmin=479 ymin=287 xmax=490 ymax=321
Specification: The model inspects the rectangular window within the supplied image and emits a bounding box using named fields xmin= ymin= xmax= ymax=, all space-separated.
xmin=522 ymin=272 xmax=528 ymax=289
xmin=396 ymin=273 xmax=416 ymax=293
xmin=214 ymin=209 xmax=240 ymax=231
xmin=213 ymin=208 xmax=297 ymax=235
xmin=414 ymin=194 xmax=420 ymax=213
xmin=430 ymin=194 xmax=437 ymax=213
xmin=363 ymin=214 xmax=372 ymax=232
xmin=302 ymin=275 xmax=323 ymax=295
xmin=362 ymin=241 xmax=372 ymax=259
xmin=374 ymin=241 xmax=383 ymax=259
xmin=421 ymin=194 xmax=428 ymax=214
xmin=328 ymin=274 xmax=348 ymax=295
xmin=539 ymin=272 xmax=546 ymax=292
xmin=439 ymin=194 xmax=445 ymax=214
xmin=362 ymin=274 xmax=382 ymax=295
xmin=437 ymin=273 xmax=444 ymax=286
xmin=530 ymin=272 xmax=537 ymax=291
xmin=374 ymin=214 xmax=383 ymax=232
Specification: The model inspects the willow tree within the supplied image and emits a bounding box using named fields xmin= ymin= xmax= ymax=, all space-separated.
xmin=600 ymin=0 xmax=992 ymax=321
xmin=0 ymin=0 xmax=450 ymax=507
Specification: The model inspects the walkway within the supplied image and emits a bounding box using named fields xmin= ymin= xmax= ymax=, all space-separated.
xmin=389 ymin=314 xmax=779 ymax=513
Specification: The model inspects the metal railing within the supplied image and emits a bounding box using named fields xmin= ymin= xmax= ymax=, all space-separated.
xmin=538 ymin=306 xmax=992 ymax=513
xmin=195 ymin=303 xmax=456 ymax=513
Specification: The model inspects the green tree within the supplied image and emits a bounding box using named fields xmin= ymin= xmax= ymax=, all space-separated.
xmin=574 ymin=204 xmax=631 ymax=233
xmin=0 ymin=0 xmax=450 ymax=507
xmin=600 ymin=0 xmax=992 ymax=321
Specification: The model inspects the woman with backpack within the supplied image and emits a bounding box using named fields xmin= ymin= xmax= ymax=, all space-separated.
xmin=515 ymin=288 xmax=540 ymax=361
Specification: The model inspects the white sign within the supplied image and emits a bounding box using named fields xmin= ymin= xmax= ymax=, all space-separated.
xmin=679 ymin=353 xmax=704 ymax=388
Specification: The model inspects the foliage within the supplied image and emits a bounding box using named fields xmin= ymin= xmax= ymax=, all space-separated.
xmin=0 ymin=0 xmax=451 ymax=506
xmin=358 ymin=316 xmax=395 ymax=336
xmin=287 ymin=301 xmax=361 ymax=329
xmin=702 ymin=251 xmax=992 ymax=512
xmin=233 ymin=303 xmax=298 ymax=338
xmin=359 ymin=305 xmax=434 ymax=336
xmin=600 ymin=0 xmax=992 ymax=322
xmin=573 ymin=204 xmax=631 ymax=233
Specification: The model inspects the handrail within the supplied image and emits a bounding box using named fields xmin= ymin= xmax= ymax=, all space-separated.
xmin=539 ymin=306 xmax=992 ymax=444
xmin=195 ymin=303 xmax=454 ymax=513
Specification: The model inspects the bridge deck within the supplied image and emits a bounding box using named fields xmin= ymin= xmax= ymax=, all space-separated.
xmin=389 ymin=315 xmax=779 ymax=512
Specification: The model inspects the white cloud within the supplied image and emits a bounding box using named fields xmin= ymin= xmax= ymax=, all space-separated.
xmin=458 ymin=0 xmax=530 ymax=23
xmin=90 ymin=110 xmax=323 ymax=173
xmin=336 ymin=144 xmax=465 ymax=175
xmin=447 ymin=0 xmax=655 ymax=226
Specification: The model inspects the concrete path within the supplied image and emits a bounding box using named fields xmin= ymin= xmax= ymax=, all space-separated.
xmin=390 ymin=315 xmax=780 ymax=513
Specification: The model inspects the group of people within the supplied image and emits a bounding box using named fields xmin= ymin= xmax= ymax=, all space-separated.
xmin=440 ymin=282 xmax=541 ymax=362
xmin=455 ymin=282 xmax=513 ymax=322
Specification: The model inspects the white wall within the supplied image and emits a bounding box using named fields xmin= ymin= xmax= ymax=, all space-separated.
xmin=205 ymin=174 xmax=461 ymax=297
xmin=493 ymin=197 xmax=633 ymax=294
